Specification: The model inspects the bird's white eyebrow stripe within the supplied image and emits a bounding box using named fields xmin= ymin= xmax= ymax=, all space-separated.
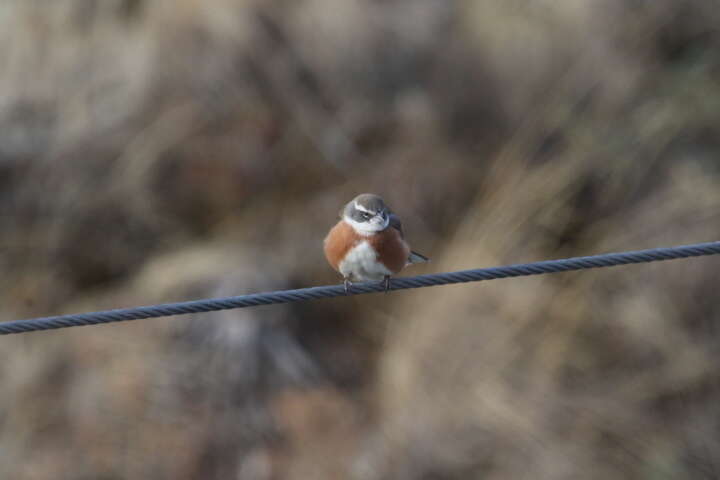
xmin=344 ymin=210 xmax=391 ymax=233
xmin=354 ymin=202 xmax=373 ymax=214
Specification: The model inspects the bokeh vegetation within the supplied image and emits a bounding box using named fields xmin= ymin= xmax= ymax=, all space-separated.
xmin=1 ymin=1 xmax=720 ymax=478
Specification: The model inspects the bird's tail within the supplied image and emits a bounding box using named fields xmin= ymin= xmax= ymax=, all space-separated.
xmin=408 ymin=251 xmax=430 ymax=264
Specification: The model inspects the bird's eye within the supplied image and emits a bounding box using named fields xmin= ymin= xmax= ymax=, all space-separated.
xmin=361 ymin=212 xmax=371 ymax=220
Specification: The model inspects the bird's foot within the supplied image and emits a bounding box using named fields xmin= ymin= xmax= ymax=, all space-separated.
xmin=343 ymin=278 xmax=353 ymax=295
xmin=383 ymin=275 xmax=391 ymax=293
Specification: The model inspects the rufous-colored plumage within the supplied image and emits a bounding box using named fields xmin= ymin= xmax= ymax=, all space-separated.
xmin=324 ymin=193 xmax=428 ymax=292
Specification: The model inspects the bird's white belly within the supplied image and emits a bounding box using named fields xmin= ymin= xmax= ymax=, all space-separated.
xmin=339 ymin=241 xmax=392 ymax=281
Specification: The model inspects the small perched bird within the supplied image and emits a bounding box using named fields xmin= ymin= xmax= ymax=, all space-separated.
xmin=324 ymin=193 xmax=429 ymax=292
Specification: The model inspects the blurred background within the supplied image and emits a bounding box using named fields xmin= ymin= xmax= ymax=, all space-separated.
xmin=1 ymin=0 xmax=720 ymax=478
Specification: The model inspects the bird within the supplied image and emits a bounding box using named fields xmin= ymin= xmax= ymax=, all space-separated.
xmin=324 ymin=193 xmax=429 ymax=293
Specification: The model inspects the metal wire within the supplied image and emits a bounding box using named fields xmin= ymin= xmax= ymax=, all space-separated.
xmin=2 ymin=241 xmax=719 ymax=335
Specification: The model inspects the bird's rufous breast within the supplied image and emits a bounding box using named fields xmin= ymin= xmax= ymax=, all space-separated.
xmin=324 ymin=220 xmax=410 ymax=274
xmin=367 ymin=225 xmax=409 ymax=274
xmin=323 ymin=220 xmax=359 ymax=272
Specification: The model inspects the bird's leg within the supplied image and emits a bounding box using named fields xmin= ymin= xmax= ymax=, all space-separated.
xmin=383 ymin=275 xmax=391 ymax=293
xmin=343 ymin=277 xmax=353 ymax=295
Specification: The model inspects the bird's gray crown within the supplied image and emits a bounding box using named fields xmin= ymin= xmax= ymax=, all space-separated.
xmin=353 ymin=194 xmax=386 ymax=212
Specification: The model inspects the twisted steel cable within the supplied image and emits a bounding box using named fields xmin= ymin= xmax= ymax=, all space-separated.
xmin=2 ymin=241 xmax=719 ymax=335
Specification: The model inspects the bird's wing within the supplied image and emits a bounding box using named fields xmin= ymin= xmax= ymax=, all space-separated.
xmin=390 ymin=214 xmax=430 ymax=264
xmin=389 ymin=213 xmax=404 ymax=238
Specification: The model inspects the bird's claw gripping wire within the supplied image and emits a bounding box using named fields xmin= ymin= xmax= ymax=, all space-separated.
xmin=383 ymin=275 xmax=391 ymax=293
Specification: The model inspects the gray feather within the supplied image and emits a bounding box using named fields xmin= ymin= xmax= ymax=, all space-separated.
xmin=408 ymin=251 xmax=430 ymax=264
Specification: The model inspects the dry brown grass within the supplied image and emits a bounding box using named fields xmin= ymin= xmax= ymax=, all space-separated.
xmin=1 ymin=0 xmax=720 ymax=478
